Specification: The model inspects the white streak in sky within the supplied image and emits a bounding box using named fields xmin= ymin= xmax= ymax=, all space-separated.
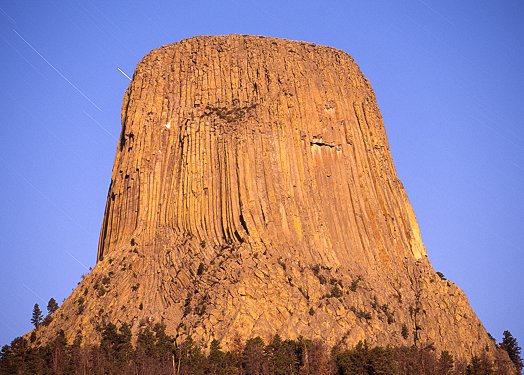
xmin=118 ymin=67 xmax=132 ymax=81
xmin=512 ymin=162 xmax=524 ymax=173
xmin=83 ymin=111 xmax=118 ymax=140
xmin=22 ymin=284 xmax=47 ymax=304
xmin=12 ymin=29 xmax=103 ymax=112
xmin=1 ymin=36 xmax=48 ymax=81
xmin=0 ymin=6 xmax=16 ymax=24
xmin=0 ymin=156 xmax=91 ymax=271
xmin=64 ymin=250 xmax=90 ymax=271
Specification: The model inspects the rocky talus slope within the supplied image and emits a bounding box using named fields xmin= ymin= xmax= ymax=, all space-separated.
xmin=36 ymin=35 xmax=497 ymax=360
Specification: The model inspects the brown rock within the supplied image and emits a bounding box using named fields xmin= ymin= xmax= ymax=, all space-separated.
xmin=36 ymin=35 xmax=497 ymax=360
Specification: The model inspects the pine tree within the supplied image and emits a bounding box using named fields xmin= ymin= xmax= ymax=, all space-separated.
xmin=47 ymin=298 xmax=59 ymax=315
xmin=242 ymin=337 xmax=265 ymax=375
xmin=30 ymin=304 xmax=43 ymax=328
xmin=438 ymin=350 xmax=454 ymax=374
xmin=152 ymin=322 xmax=174 ymax=359
xmin=206 ymin=340 xmax=226 ymax=374
xmin=466 ymin=354 xmax=494 ymax=375
xmin=500 ymin=330 xmax=523 ymax=374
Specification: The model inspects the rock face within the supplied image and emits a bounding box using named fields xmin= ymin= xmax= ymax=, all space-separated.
xmin=39 ymin=35 xmax=495 ymax=359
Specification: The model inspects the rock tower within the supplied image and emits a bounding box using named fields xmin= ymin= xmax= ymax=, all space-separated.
xmin=38 ymin=35 xmax=495 ymax=360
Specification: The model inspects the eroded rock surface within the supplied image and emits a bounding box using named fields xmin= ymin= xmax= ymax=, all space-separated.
xmin=37 ymin=35 xmax=495 ymax=360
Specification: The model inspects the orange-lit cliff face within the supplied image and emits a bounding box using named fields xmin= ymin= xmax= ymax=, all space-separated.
xmin=37 ymin=35 xmax=496 ymax=360
xmin=98 ymin=35 xmax=426 ymax=269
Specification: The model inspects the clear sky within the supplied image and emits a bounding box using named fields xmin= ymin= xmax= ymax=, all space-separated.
xmin=0 ymin=1 xmax=522 ymax=348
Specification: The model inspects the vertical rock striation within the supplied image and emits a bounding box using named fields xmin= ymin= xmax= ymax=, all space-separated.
xmin=39 ymin=35 xmax=495 ymax=360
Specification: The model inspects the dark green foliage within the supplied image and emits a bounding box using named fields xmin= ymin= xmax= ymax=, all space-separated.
xmin=0 ymin=337 xmax=29 ymax=374
xmin=135 ymin=321 xmax=176 ymax=373
xmin=197 ymin=262 xmax=205 ymax=275
xmin=371 ymin=296 xmax=379 ymax=310
xmin=137 ymin=323 xmax=155 ymax=355
xmin=350 ymin=306 xmax=372 ymax=320
xmin=242 ymin=337 xmax=266 ymax=374
xmin=76 ymin=296 xmax=85 ymax=314
xmin=349 ymin=276 xmax=362 ymax=292
xmin=152 ymin=323 xmax=174 ymax=358
xmin=46 ymin=298 xmax=59 ymax=315
xmin=177 ymin=336 xmax=206 ymax=375
xmin=466 ymin=354 xmax=494 ymax=375
xmin=500 ymin=330 xmax=523 ymax=374
xmin=49 ymin=330 xmax=68 ymax=373
xmin=401 ymin=324 xmax=409 ymax=339
xmin=30 ymin=304 xmax=43 ymax=328
xmin=97 ymin=285 xmax=107 ymax=297
xmin=438 ymin=350 xmax=454 ymax=374
xmin=312 ymin=264 xmax=330 ymax=286
xmin=264 ymin=334 xmax=307 ymax=375
xmin=381 ymin=304 xmax=395 ymax=324
xmin=206 ymin=339 xmax=239 ymax=374
xmin=396 ymin=345 xmax=439 ymax=374
xmin=335 ymin=341 xmax=397 ymax=374
xmin=100 ymin=322 xmax=133 ymax=371
xmin=0 ymin=325 xmax=519 ymax=375
xmin=330 ymin=286 xmax=343 ymax=298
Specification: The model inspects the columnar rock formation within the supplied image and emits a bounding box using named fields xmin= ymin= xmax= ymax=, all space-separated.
xmin=38 ymin=35 xmax=496 ymax=360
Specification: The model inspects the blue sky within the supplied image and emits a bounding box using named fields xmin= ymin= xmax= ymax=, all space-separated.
xmin=0 ymin=1 xmax=522 ymax=347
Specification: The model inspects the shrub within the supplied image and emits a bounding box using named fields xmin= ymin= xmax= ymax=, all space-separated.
xmin=401 ymin=324 xmax=409 ymax=339
xmin=330 ymin=286 xmax=343 ymax=298
xmin=197 ymin=262 xmax=205 ymax=276
xmin=350 ymin=276 xmax=362 ymax=291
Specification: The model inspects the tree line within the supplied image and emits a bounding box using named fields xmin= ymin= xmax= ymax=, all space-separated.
xmin=0 ymin=300 xmax=521 ymax=374
xmin=1 ymin=319 xmax=522 ymax=374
